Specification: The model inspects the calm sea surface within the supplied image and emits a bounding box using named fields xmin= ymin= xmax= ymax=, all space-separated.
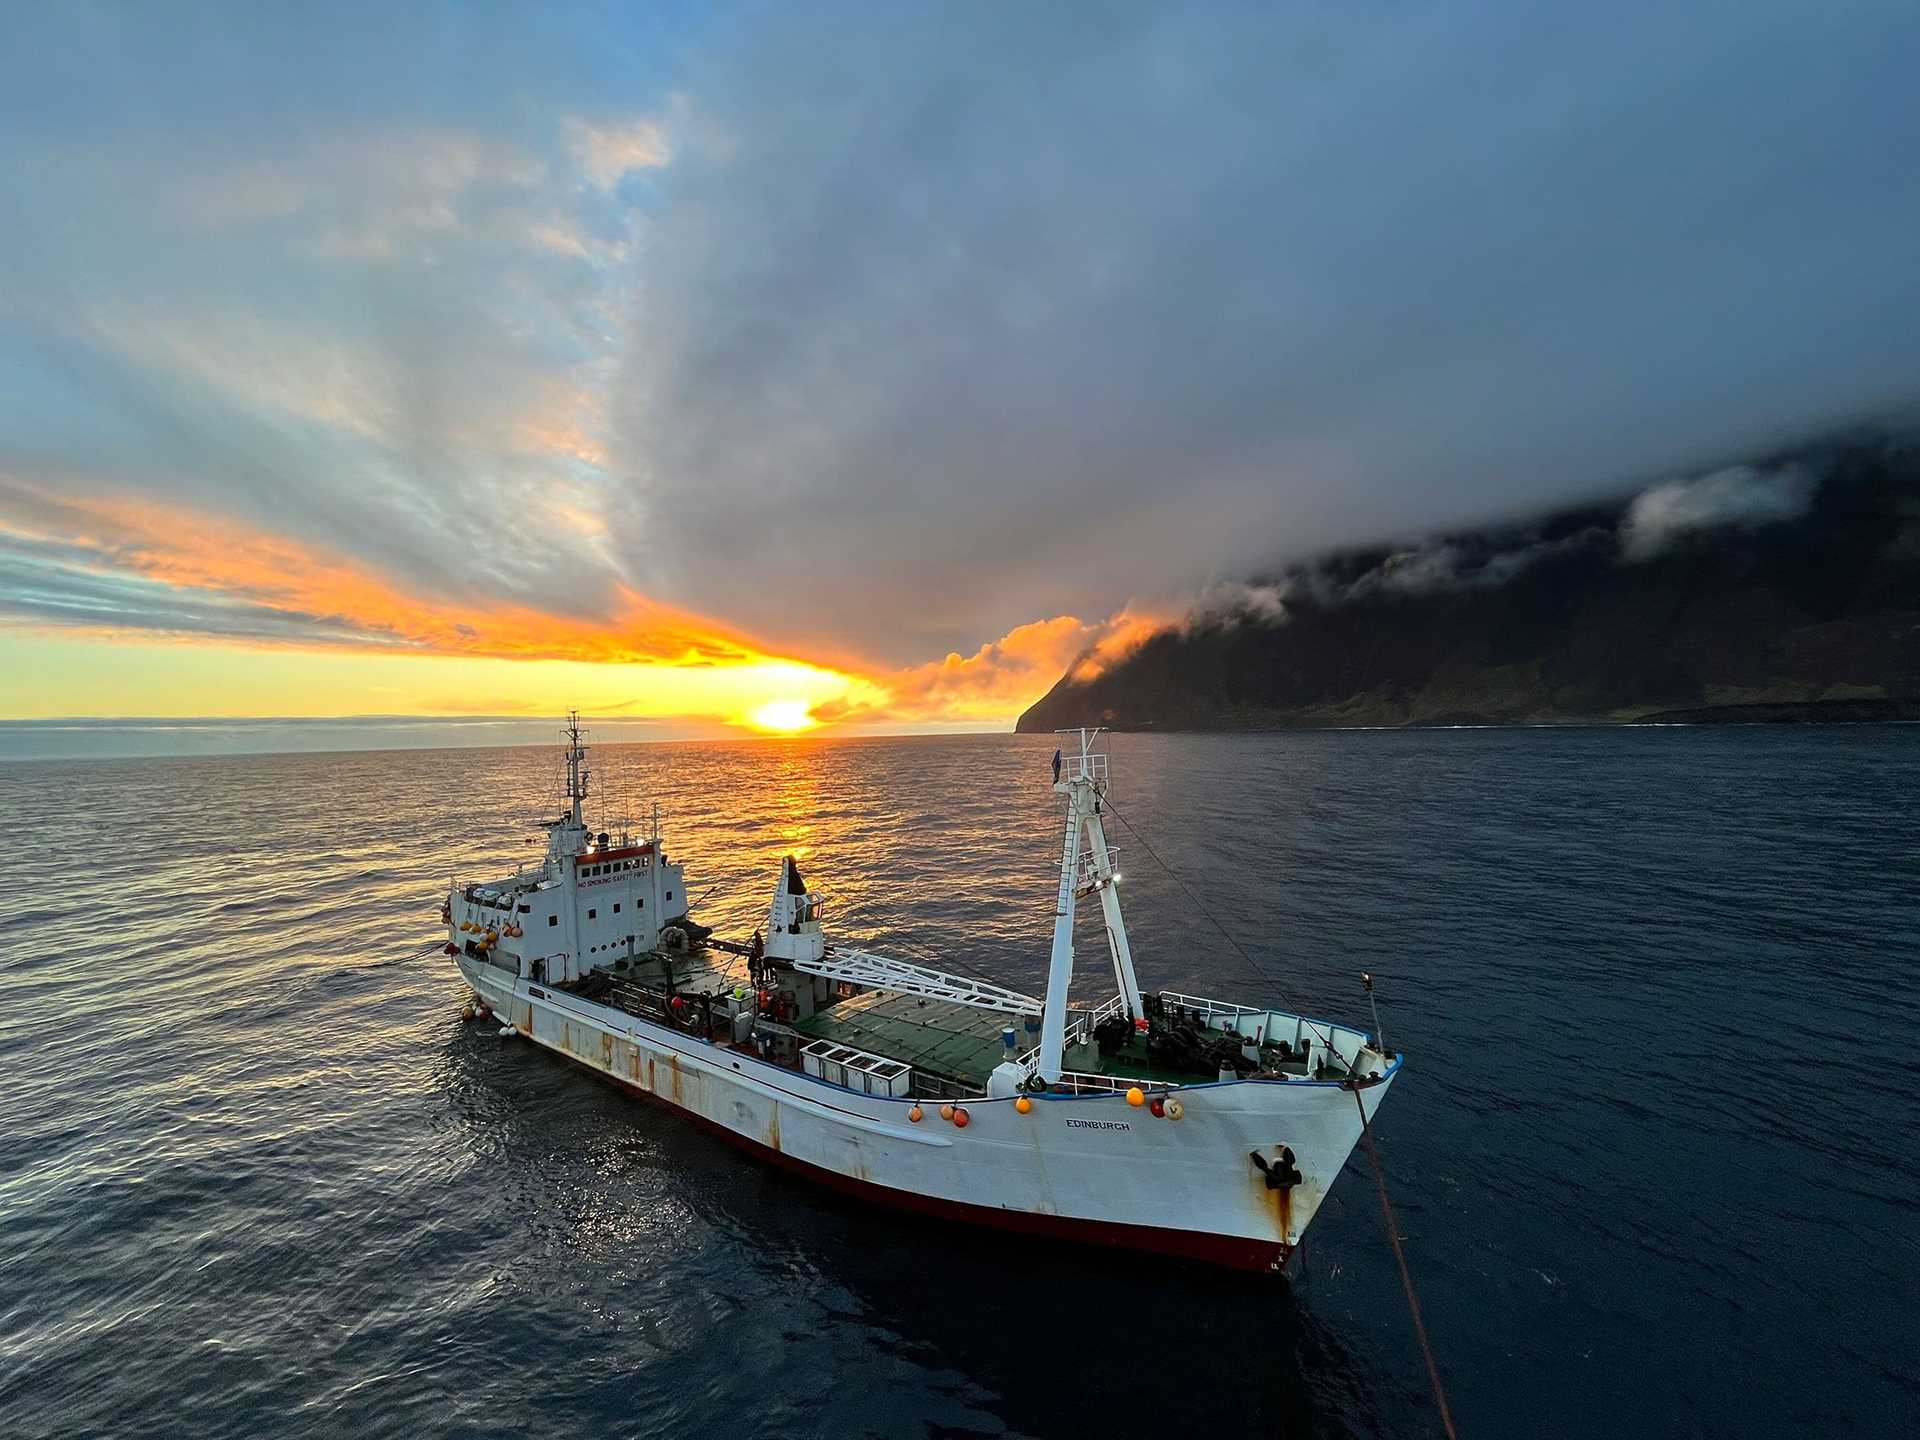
xmin=1 ymin=729 xmax=1915 ymax=1439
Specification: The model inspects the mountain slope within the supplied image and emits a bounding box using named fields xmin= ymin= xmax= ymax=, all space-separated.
xmin=1017 ymin=438 xmax=1920 ymax=732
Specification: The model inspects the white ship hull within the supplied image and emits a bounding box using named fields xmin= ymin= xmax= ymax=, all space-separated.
xmin=460 ymin=956 xmax=1398 ymax=1271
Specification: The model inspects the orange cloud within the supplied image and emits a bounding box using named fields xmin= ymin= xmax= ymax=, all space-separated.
xmin=815 ymin=605 xmax=1183 ymax=726
xmin=1 ymin=476 xmax=1194 ymax=730
xmin=1065 ymin=602 xmax=1182 ymax=682
xmin=837 ymin=615 xmax=1098 ymax=723
xmin=0 ymin=478 xmax=764 ymax=668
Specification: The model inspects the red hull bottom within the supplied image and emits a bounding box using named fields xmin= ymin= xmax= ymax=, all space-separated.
xmin=565 ymin=1053 xmax=1291 ymax=1274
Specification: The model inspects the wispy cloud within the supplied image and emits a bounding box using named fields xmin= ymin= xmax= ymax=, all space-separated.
xmin=565 ymin=115 xmax=672 ymax=188
xmin=0 ymin=477 xmax=763 ymax=667
xmin=1621 ymin=464 xmax=1817 ymax=561
xmin=175 ymin=130 xmax=549 ymax=263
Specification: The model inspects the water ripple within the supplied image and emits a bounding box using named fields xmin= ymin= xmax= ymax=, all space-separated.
xmin=1 ymin=727 xmax=1915 ymax=1438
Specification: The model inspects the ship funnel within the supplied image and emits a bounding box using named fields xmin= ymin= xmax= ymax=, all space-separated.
xmin=765 ymin=855 xmax=827 ymax=963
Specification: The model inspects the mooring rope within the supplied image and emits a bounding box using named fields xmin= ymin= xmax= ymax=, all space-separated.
xmin=1099 ymin=787 xmax=1458 ymax=1433
xmin=1350 ymin=1082 xmax=1459 ymax=1439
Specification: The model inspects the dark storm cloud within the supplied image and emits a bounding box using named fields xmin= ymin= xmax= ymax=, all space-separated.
xmin=611 ymin=2 xmax=1920 ymax=664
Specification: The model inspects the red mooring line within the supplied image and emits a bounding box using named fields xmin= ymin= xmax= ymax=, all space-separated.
xmin=1351 ymin=1083 xmax=1460 ymax=1440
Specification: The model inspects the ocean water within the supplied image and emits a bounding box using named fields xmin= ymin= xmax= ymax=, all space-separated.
xmin=1 ymin=728 xmax=1914 ymax=1439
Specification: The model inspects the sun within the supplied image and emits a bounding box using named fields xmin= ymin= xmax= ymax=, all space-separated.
xmin=748 ymin=697 xmax=820 ymax=733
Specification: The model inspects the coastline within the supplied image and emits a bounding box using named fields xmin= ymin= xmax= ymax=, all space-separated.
xmin=1016 ymin=696 xmax=1920 ymax=734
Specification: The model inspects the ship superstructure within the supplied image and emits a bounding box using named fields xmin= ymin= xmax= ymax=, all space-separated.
xmin=443 ymin=715 xmax=1398 ymax=1271
xmin=445 ymin=713 xmax=693 ymax=988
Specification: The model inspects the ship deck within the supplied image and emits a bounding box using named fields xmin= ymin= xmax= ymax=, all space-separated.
xmin=587 ymin=945 xmax=1231 ymax=1093
xmin=790 ymin=990 xmax=1016 ymax=1087
xmin=790 ymin=989 xmax=1222 ymax=1090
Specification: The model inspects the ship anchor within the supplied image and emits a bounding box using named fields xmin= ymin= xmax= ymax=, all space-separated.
xmin=1249 ymin=1145 xmax=1303 ymax=1192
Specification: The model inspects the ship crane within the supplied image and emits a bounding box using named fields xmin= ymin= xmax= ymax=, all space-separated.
xmin=757 ymin=855 xmax=1043 ymax=1016
xmin=1037 ymin=727 xmax=1145 ymax=1082
xmin=790 ymin=947 xmax=1043 ymax=1018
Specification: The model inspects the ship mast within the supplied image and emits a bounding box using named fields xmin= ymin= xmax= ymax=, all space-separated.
xmin=1036 ymin=728 xmax=1144 ymax=1082
xmin=564 ymin=710 xmax=589 ymax=830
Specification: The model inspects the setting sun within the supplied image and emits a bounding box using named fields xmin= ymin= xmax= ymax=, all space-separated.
xmin=748 ymin=698 xmax=819 ymax=733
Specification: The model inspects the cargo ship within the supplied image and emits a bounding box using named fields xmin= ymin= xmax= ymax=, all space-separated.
xmin=442 ymin=715 xmax=1399 ymax=1270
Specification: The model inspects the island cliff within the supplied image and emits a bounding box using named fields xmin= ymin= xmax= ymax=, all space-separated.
xmin=1017 ymin=437 xmax=1920 ymax=732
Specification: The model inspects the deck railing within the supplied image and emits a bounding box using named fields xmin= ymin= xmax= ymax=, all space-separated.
xmin=1047 ymin=1069 xmax=1171 ymax=1096
xmin=1074 ymin=845 xmax=1120 ymax=894
xmin=1013 ymin=993 xmax=1126 ymax=1070
xmin=1159 ymin=989 xmax=1268 ymax=1018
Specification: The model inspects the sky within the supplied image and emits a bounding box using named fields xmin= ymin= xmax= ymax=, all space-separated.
xmin=3 ymin=1 xmax=1918 ymax=746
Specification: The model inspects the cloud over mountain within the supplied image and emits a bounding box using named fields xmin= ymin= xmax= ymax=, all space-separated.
xmin=3 ymin=4 xmax=1920 ymax=728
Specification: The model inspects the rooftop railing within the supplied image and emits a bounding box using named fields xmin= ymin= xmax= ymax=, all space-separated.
xmin=1060 ymin=751 xmax=1109 ymax=785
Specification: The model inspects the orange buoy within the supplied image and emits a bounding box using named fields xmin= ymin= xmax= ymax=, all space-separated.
xmin=908 ymin=1105 xmax=924 ymax=1123
xmin=1133 ymin=1016 xmax=1149 ymax=1032
xmin=952 ymin=1107 xmax=970 ymax=1128
xmin=1015 ymin=1096 xmax=1032 ymax=1114
xmin=1126 ymin=1086 xmax=1145 ymax=1107
xmin=939 ymin=1104 xmax=956 ymax=1122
